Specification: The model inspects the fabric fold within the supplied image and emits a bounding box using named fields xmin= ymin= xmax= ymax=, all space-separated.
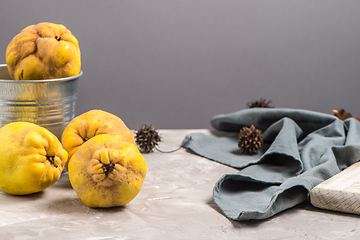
xmin=182 ymin=108 xmax=360 ymax=220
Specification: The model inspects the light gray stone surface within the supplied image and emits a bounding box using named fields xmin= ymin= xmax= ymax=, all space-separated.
xmin=0 ymin=129 xmax=359 ymax=239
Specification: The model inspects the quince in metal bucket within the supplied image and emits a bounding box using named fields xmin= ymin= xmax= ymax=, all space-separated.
xmin=0 ymin=122 xmax=68 ymax=195
xmin=68 ymin=134 xmax=147 ymax=208
xmin=6 ymin=22 xmax=81 ymax=80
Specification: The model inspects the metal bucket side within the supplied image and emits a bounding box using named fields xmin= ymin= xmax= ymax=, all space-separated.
xmin=0 ymin=64 xmax=82 ymax=139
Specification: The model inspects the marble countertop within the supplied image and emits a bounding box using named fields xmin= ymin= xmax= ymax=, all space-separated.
xmin=1 ymin=129 xmax=359 ymax=239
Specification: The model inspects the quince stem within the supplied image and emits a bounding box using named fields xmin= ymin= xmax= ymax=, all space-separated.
xmin=46 ymin=155 xmax=58 ymax=168
xmin=102 ymin=162 xmax=115 ymax=176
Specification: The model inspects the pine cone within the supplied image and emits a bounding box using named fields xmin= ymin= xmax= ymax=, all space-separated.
xmin=238 ymin=125 xmax=263 ymax=154
xmin=135 ymin=125 xmax=161 ymax=153
xmin=332 ymin=109 xmax=352 ymax=120
xmin=247 ymin=98 xmax=273 ymax=108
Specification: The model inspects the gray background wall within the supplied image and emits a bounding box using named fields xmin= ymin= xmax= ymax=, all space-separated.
xmin=1 ymin=0 xmax=360 ymax=129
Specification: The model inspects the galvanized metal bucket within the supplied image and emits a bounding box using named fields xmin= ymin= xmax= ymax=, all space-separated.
xmin=0 ymin=64 xmax=82 ymax=140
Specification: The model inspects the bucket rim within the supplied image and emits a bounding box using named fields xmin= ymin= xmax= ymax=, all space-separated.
xmin=0 ymin=64 xmax=82 ymax=83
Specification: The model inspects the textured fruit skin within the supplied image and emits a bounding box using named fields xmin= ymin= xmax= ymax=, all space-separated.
xmin=62 ymin=109 xmax=135 ymax=168
xmin=68 ymin=134 xmax=147 ymax=208
xmin=0 ymin=122 xmax=68 ymax=195
xmin=6 ymin=22 xmax=81 ymax=80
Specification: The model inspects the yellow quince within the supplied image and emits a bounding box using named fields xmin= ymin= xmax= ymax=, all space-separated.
xmin=0 ymin=122 xmax=68 ymax=195
xmin=6 ymin=22 xmax=81 ymax=80
xmin=62 ymin=109 xmax=135 ymax=168
xmin=68 ymin=134 xmax=147 ymax=208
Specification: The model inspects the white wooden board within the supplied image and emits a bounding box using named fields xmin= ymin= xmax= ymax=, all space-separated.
xmin=310 ymin=161 xmax=360 ymax=215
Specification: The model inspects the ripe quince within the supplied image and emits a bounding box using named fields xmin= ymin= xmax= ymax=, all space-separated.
xmin=0 ymin=122 xmax=68 ymax=195
xmin=62 ymin=109 xmax=135 ymax=167
xmin=68 ymin=134 xmax=147 ymax=208
xmin=6 ymin=22 xmax=81 ymax=80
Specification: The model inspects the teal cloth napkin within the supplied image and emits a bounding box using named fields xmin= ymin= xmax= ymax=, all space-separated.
xmin=182 ymin=108 xmax=360 ymax=221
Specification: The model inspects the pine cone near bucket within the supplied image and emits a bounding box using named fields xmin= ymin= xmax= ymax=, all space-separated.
xmin=247 ymin=98 xmax=273 ymax=108
xmin=135 ymin=125 xmax=161 ymax=153
xmin=238 ymin=125 xmax=263 ymax=154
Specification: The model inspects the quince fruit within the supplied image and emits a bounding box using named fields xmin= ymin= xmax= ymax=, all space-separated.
xmin=0 ymin=122 xmax=68 ymax=195
xmin=62 ymin=109 xmax=135 ymax=167
xmin=6 ymin=22 xmax=81 ymax=80
xmin=68 ymin=134 xmax=147 ymax=207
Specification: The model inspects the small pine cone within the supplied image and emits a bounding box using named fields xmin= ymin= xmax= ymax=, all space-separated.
xmin=332 ymin=109 xmax=352 ymax=120
xmin=238 ymin=125 xmax=263 ymax=154
xmin=135 ymin=125 xmax=161 ymax=153
xmin=247 ymin=98 xmax=273 ymax=108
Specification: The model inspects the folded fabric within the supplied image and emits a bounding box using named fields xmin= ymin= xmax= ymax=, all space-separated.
xmin=182 ymin=108 xmax=360 ymax=221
